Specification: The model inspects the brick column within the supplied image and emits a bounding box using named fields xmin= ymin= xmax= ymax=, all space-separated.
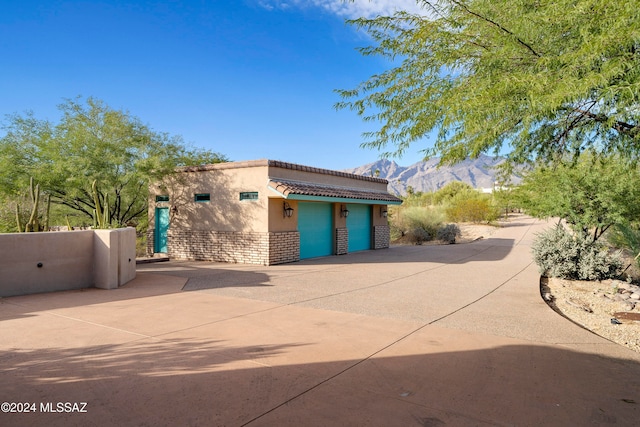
xmin=336 ymin=227 xmax=348 ymax=255
xmin=373 ymin=225 xmax=390 ymax=249
xmin=146 ymin=229 xmax=154 ymax=256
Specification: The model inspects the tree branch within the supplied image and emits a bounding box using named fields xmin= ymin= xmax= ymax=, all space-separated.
xmin=450 ymin=0 xmax=541 ymax=57
xmin=571 ymin=109 xmax=638 ymax=136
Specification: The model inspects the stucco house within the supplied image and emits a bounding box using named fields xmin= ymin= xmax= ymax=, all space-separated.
xmin=148 ymin=159 xmax=402 ymax=265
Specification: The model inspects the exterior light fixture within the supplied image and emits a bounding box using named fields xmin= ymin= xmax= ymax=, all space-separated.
xmin=283 ymin=202 xmax=294 ymax=218
xmin=380 ymin=207 xmax=388 ymax=218
xmin=340 ymin=205 xmax=350 ymax=218
xmin=171 ymin=205 xmax=178 ymax=214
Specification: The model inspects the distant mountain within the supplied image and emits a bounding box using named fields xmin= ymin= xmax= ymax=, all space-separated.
xmin=344 ymin=154 xmax=523 ymax=196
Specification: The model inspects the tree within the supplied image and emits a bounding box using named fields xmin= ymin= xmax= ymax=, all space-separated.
xmin=515 ymin=153 xmax=640 ymax=242
xmin=433 ymin=181 xmax=473 ymax=205
xmin=0 ymin=97 xmax=227 ymax=228
xmin=336 ymin=0 xmax=640 ymax=164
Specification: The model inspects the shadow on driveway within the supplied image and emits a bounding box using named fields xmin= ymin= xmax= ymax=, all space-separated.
xmin=2 ymin=339 xmax=638 ymax=426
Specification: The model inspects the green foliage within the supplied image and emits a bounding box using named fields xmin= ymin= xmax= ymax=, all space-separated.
xmin=336 ymin=1 xmax=640 ymax=164
xmin=0 ymin=97 xmax=227 ymax=228
xmin=402 ymin=191 xmax=434 ymax=207
xmin=437 ymin=223 xmax=461 ymax=244
xmin=136 ymin=235 xmax=148 ymax=258
xmin=433 ymin=181 xmax=473 ymax=205
xmin=515 ymin=153 xmax=640 ymax=242
xmin=532 ymin=225 xmax=623 ymax=281
xmin=492 ymin=186 xmax=519 ymax=219
xmin=607 ymin=222 xmax=640 ymax=271
xmin=445 ymin=192 xmax=499 ymax=223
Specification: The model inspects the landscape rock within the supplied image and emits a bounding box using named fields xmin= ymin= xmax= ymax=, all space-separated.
xmin=545 ymin=277 xmax=640 ymax=353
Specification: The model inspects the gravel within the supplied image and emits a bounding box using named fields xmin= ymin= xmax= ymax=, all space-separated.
xmin=543 ymin=277 xmax=640 ymax=353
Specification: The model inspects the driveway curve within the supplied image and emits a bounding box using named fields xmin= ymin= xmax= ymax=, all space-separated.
xmin=2 ymin=215 xmax=639 ymax=426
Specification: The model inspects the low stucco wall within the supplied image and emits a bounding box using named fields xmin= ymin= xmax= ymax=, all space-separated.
xmin=0 ymin=228 xmax=137 ymax=297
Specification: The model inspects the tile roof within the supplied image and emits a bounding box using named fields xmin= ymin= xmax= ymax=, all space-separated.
xmin=268 ymin=179 xmax=403 ymax=204
xmin=178 ymin=159 xmax=389 ymax=184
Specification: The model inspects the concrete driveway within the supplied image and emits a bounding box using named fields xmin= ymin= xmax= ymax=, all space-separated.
xmin=1 ymin=215 xmax=639 ymax=426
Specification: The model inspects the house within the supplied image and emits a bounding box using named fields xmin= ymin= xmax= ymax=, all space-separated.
xmin=148 ymin=159 xmax=402 ymax=265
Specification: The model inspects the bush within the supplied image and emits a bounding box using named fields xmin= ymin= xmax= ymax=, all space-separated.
xmin=437 ymin=224 xmax=461 ymax=244
xmin=445 ymin=193 xmax=499 ymax=223
xmin=390 ymin=206 xmax=445 ymax=244
xmin=532 ymin=226 xmax=623 ymax=280
xmin=405 ymin=227 xmax=434 ymax=245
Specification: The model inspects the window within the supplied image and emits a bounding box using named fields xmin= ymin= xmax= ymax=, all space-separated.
xmin=194 ymin=193 xmax=210 ymax=202
xmin=239 ymin=192 xmax=259 ymax=201
xmin=155 ymin=195 xmax=169 ymax=202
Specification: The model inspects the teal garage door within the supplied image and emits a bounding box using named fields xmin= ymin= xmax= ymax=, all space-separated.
xmin=298 ymin=202 xmax=333 ymax=259
xmin=347 ymin=204 xmax=371 ymax=252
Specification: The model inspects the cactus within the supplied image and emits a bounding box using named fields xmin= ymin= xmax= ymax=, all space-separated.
xmin=42 ymin=194 xmax=51 ymax=231
xmin=91 ymin=180 xmax=111 ymax=229
xmin=15 ymin=204 xmax=23 ymax=232
xmin=25 ymin=177 xmax=40 ymax=232
xmin=15 ymin=177 xmax=48 ymax=232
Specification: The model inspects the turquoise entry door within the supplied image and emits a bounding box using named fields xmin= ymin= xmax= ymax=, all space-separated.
xmin=154 ymin=207 xmax=169 ymax=253
xmin=346 ymin=204 xmax=371 ymax=252
xmin=298 ymin=202 xmax=333 ymax=259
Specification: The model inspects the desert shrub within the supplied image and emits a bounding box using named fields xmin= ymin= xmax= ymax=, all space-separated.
xmin=437 ymin=223 xmax=461 ymax=244
xmin=401 ymin=190 xmax=435 ymax=207
xmin=390 ymin=206 xmax=445 ymax=244
xmin=445 ymin=192 xmax=499 ymax=223
xmin=532 ymin=225 xmax=623 ymax=280
xmin=405 ymin=227 xmax=434 ymax=244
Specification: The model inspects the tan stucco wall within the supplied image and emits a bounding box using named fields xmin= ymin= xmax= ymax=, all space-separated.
xmin=0 ymin=228 xmax=137 ymax=297
xmin=151 ymin=164 xmax=271 ymax=233
xmin=268 ymin=198 xmax=298 ymax=232
xmin=372 ymin=204 xmax=390 ymax=227
xmin=94 ymin=228 xmax=137 ymax=290
xmin=333 ymin=203 xmax=347 ymax=229
xmin=149 ymin=160 xmax=394 ymax=239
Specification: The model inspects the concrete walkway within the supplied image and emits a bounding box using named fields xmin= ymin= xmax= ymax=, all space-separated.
xmin=1 ymin=215 xmax=639 ymax=426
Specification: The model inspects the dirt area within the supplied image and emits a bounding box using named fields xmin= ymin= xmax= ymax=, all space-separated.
xmin=543 ymin=277 xmax=640 ymax=353
xmin=456 ymin=222 xmax=499 ymax=243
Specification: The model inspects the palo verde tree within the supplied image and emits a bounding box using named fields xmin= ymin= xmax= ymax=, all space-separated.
xmin=336 ymin=0 xmax=640 ymax=164
xmin=0 ymin=97 xmax=227 ymax=228
xmin=515 ymin=153 xmax=640 ymax=242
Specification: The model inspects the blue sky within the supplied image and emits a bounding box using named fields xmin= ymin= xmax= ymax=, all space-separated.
xmin=0 ymin=0 xmax=429 ymax=170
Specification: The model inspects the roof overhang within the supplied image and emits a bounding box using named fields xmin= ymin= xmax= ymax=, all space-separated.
xmin=267 ymin=179 xmax=403 ymax=205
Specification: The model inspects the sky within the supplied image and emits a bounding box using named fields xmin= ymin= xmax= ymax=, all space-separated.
xmin=0 ymin=0 xmax=430 ymax=171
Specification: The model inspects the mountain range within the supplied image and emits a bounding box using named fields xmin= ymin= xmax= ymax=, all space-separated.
xmin=344 ymin=154 xmax=523 ymax=196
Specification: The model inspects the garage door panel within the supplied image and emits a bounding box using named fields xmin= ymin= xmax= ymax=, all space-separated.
xmin=347 ymin=203 xmax=371 ymax=252
xmin=298 ymin=202 xmax=333 ymax=259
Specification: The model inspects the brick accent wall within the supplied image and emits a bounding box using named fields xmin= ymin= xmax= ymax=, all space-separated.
xmin=165 ymin=230 xmax=299 ymax=265
xmin=373 ymin=225 xmax=390 ymax=249
xmin=268 ymin=231 xmax=300 ymax=265
xmin=336 ymin=227 xmax=348 ymax=255
xmin=146 ymin=229 xmax=154 ymax=257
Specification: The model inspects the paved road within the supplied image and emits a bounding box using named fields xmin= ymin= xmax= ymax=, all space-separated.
xmin=2 ymin=215 xmax=639 ymax=426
